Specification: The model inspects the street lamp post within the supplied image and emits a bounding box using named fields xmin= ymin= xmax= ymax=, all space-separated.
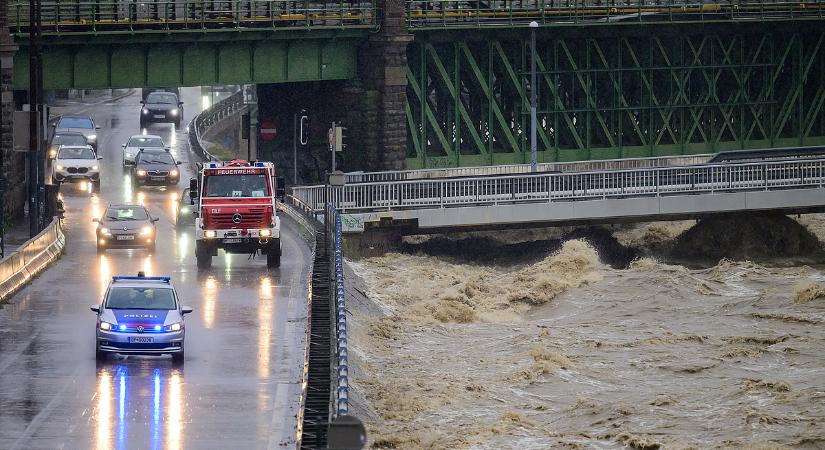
xmin=529 ymin=21 xmax=538 ymax=173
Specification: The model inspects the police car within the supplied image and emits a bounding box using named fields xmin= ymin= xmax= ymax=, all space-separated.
xmin=91 ymin=273 xmax=192 ymax=363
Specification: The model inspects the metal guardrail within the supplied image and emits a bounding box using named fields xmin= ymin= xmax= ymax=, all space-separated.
xmin=0 ymin=217 xmax=66 ymax=303
xmin=188 ymin=90 xmax=244 ymax=162
xmin=8 ymin=0 xmax=377 ymax=33
xmin=293 ymin=158 xmax=825 ymax=213
xmin=327 ymin=206 xmax=349 ymax=417
xmin=406 ymin=0 xmax=825 ymax=28
xmin=344 ymin=154 xmax=714 ymax=183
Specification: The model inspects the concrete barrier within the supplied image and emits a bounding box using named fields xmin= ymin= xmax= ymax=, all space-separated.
xmin=0 ymin=218 xmax=66 ymax=304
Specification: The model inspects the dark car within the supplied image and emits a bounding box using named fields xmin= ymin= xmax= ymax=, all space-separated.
xmin=48 ymin=131 xmax=88 ymax=159
xmin=93 ymin=204 xmax=159 ymax=253
xmin=175 ymin=188 xmax=195 ymax=228
xmin=132 ymin=149 xmax=181 ymax=188
xmin=140 ymin=91 xmax=183 ymax=128
xmin=53 ymin=115 xmax=100 ymax=150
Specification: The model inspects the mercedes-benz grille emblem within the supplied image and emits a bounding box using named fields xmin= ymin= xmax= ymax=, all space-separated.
xmin=232 ymin=213 xmax=242 ymax=224
xmin=137 ymin=326 xmax=144 ymax=333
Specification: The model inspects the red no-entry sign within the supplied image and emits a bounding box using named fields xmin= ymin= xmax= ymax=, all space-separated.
xmin=260 ymin=121 xmax=278 ymax=141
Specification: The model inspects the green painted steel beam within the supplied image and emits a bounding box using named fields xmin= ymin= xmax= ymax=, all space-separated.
xmin=407 ymin=25 xmax=825 ymax=168
xmin=13 ymin=38 xmax=360 ymax=89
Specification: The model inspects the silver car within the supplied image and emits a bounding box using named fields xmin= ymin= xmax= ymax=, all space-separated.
xmin=122 ymin=134 xmax=167 ymax=167
xmin=91 ymin=273 xmax=192 ymax=363
xmin=93 ymin=204 xmax=159 ymax=253
xmin=53 ymin=115 xmax=100 ymax=150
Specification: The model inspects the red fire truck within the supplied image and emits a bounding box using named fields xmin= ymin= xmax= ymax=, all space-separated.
xmin=189 ymin=160 xmax=285 ymax=269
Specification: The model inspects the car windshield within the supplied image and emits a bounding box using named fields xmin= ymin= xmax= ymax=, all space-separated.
xmin=128 ymin=137 xmax=164 ymax=148
xmin=57 ymin=147 xmax=95 ymax=159
xmin=203 ymin=174 xmax=269 ymax=198
xmin=137 ymin=152 xmax=175 ymax=165
xmin=106 ymin=287 xmax=176 ymax=310
xmin=146 ymin=93 xmax=178 ymax=104
xmin=52 ymin=134 xmax=87 ymax=146
xmin=58 ymin=117 xmax=94 ymax=129
xmin=104 ymin=206 xmax=149 ymax=221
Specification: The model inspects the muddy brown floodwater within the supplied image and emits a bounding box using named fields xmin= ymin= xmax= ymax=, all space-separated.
xmin=344 ymin=214 xmax=825 ymax=450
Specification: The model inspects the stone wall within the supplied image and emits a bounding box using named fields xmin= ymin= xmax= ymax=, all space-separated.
xmin=1 ymin=10 xmax=26 ymax=222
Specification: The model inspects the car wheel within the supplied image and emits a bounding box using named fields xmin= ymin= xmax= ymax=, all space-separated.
xmin=195 ymin=241 xmax=212 ymax=269
xmin=172 ymin=346 xmax=184 ymax=364
xmin=92 ymin=180 xmax=101 ymax=193
xmin=266 ymin=239 xmax=281 ymax=268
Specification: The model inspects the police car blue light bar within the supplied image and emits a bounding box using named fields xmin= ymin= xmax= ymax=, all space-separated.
xmin=111 ymin=276 xmax=171 ymax=283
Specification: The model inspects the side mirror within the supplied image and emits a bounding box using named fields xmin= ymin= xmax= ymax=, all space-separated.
xmin=178 ymin=102 xmax=184 ymax=106
xmin=90 ymin=304 xmax=100 ymax=313
xmin=275 ymin=176 xmax=286 ymax=201
xmin=176 ymin=161 xmax=181 ymax=165
xmin=140 ymin=100 xmax=145 ymax=105
xmin=152 ymin=217 xmax=159 ymax=223
xmin=122 ymin=143 xmax=126 ymax=148
xmin=95 ymin=126 xmax=101 ymax=130
xmin=92 ymin=218 xmax=99 ymax=223
xmin=98 ymin=156 xmax=103 ymax=160
xmin=181 ymin=306 xmax=193 ymax=315
xmin=165 ymin=147 xmax=171 ymax=151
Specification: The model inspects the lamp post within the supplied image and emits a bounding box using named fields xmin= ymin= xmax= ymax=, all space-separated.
xmin=529 ymin=21 xmax=538 ymax=173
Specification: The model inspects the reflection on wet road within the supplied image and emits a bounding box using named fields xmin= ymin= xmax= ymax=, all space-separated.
xmin=0 ymin=89 xmax=310 ymax=448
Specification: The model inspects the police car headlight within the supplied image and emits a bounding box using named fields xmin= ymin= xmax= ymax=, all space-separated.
xmin=166 ymin=323 xmax=182 ymax=332
xmin=99 ymin=321 xmax=113 ymax=331
xmin=140 ymin=225 xmax=153 ymax=236
xmin=260 ymin=229 xmax=271 ymax=237
xmin=204 ymin=230 xmax=216 ymax=238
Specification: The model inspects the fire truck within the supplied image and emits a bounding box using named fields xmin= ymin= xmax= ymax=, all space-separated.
xmin=188 ymin=160 xmax=285 ymax=269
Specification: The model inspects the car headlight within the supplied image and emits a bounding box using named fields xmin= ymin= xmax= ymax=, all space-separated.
xmin=49 ymin=149 xmax=57 ymax=158
xmin=88 ymin=134 xmax=97 ymax=141
xmin=166 ymin=323 xmax=182 ymax=332
xmin=137 ymin=170 xmax=147 ymax=177
xmin=99 ymin=321 xmax=113 ymax=331
xmin=55 ymin=164 xmax=64 ymax=171
xmin=204 ymin=230 xmax=216 ymax=238
xmin=140 ymin=225 xmax=154 ymax=236
xmin=125 ymin=152 xmax=132 ymax=157
xmin=99 ymin=227 xmax=111 ymax=235
xmin=142 ymin=108 xmax=149 ymax=115
xmin=260 ymin=229 xmax=271 ymax=237
xmin=91 ymin=165 xmax=99 ymax=171
xmin=171 ymin=109 xmax=179 ymax=116
xmin=170 ymin=169 xmax=179 ymax=177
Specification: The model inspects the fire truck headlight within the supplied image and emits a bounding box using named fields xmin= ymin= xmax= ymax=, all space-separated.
xmin=204 ymin=230 xmax=216 ymax=238
xmin=260 ymin=229 xmax=271 ymax=237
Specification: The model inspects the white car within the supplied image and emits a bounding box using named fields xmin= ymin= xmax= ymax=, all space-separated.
xmin=52 ymin=145 xmax=102 ymax=191
xmin=122 ymin=134 xmax=167 ymax=167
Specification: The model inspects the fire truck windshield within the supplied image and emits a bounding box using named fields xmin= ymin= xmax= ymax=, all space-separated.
xmin=203 ymin=173 xmax=269 ymax=198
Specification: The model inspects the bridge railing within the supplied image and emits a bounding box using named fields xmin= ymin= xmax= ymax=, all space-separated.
xmin=345 ymin=154 xmax=713 ymax=183
xmin=293 ymin=158 xmax=825 ymax=213
xmin=8 ymin=0 xmax=377 ymax=33
xmin=406 ymin=0 xmax=825 ymax=28
xmin=188 ymin=89 xmax=244 ymax=161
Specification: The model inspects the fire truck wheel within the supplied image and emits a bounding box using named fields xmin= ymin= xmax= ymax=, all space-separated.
xmin=266 ymin=240 xmax=281 ymax=268
xmin=196 ymin=241 xmax=212 ymax=269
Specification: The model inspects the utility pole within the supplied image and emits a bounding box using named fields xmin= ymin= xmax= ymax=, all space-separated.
xmin=29 ymin=0 xmax=45 ymax=237
xmin=330 ymin=121 xmax=336 ymax=173
xmin=529 ymin=21 xmax=538 ymax=173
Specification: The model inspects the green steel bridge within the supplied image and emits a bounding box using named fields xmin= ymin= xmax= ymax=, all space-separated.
xmin=7 ymin=0 xmax=825 ymax=167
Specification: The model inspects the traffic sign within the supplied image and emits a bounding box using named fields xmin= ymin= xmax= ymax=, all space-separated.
xmin=260 ymin=121 xmax=278 ymax=141
xmin=328 ymin=127 xmax=334 ymax=146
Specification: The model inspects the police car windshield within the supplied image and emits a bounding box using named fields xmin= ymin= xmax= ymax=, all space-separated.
xmin=204 ymin=174 xmax=268 ymax=197
xmin=106 ymin=287 xmax=176 ymax=310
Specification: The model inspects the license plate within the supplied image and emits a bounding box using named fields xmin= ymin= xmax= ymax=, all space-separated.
xmin=130 ymin=337 xmax=154 ymax=343
xmin=116 ymin=235 xmax=135 ymax=241
xmin=150 ymin=176 xmax=166 ymax=180
xmin=223 ymin=238 xmax=242 ymax=244
xmin=154 ymin=115 xmax=166 ymax=119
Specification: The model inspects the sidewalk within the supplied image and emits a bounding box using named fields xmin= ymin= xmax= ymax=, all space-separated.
xmin=0 ymin=220 xmax=37 ymax=261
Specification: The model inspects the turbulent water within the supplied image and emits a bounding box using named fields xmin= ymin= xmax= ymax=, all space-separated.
xmin=345 ymin=214 xmax=825 ymax=450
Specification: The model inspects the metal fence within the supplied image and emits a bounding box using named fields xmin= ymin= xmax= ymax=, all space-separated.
xmin=293 ymin=158 xmax=825 ymax=213
xmin=327 ymin=206 xmax=349 ymax=417
xmin=344 ymin=154 xmax=714 ymax=183
xmin=8 ymin=0 xmax=378 ymax=33
xmin=406 ymin=0 xmax=825 ymax=28
xmin=188 ymin=90 xmax=244 ymax=162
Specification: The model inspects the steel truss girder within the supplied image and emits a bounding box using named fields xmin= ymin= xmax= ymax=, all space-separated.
xmin=406 ymin=29 xmax=825 ymax=168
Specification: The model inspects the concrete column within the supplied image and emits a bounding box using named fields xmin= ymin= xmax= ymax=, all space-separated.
xmin=359 ymin=0 xmax=412 ymax=171
xmin=1 ymin=10 xmax=26 ymax=220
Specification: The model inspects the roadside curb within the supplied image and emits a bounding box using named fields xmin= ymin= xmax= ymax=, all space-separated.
xmin=0 ymin=218 xmax=66 ymax=305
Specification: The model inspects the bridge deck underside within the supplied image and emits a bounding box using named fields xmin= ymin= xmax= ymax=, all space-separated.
xmin=407 ymin=26 xmax=825 ymax=168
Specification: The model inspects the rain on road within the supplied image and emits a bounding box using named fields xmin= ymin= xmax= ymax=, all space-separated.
xmin=0 ymin=89 xmax=311 ymax=449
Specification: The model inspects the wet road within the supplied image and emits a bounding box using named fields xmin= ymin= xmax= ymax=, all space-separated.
xmin=0 ymin=89 xmax=311 ymax=448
